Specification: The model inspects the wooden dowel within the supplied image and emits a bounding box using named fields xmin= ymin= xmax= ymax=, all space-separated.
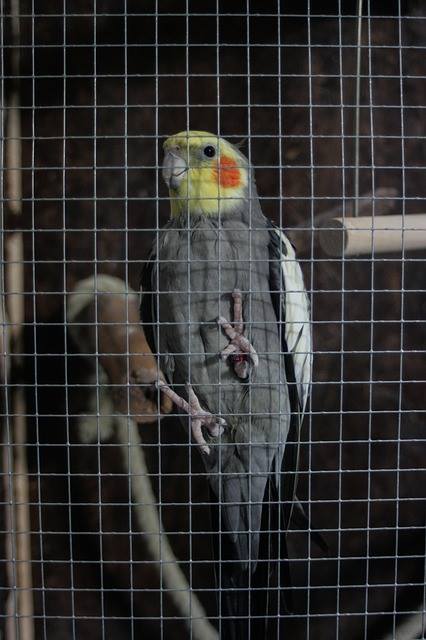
xmin=288 ymin=187 xmax=398 ymax=254
xmin=319 ymin=214 xmax=426 ymax=257
xmin=68 ymin=275 xmax=218 ymax=640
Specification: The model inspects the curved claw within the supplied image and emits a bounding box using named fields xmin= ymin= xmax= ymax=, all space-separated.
xmin=156 ymin=381 xmax=225 ymax=455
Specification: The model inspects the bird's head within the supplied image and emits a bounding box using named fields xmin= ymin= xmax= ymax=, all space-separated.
xmin=162 ymin=130 xmax=249 ymax=217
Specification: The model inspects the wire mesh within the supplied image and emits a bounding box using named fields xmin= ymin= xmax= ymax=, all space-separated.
xmin=1 ymin=1 xmax=425 ymax=639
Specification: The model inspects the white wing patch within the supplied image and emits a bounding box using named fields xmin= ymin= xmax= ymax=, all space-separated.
xmin=274 ymin=228 xmax=312 ymax=415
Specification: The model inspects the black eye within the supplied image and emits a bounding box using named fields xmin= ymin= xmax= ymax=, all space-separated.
xmin=203 ymin=145 xmax=216 ymax=158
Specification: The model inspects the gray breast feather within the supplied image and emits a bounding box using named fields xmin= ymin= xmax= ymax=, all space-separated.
xmin=144 ymin=215 xmax=293 ymax=567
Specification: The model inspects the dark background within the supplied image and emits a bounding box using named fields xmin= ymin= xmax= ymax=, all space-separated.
xmin=2 ymin=0 xmax=425 ymax=638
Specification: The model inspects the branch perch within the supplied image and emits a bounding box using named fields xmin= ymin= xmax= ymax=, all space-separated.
xmin=67 ymin=274 xmax=218 ymax=640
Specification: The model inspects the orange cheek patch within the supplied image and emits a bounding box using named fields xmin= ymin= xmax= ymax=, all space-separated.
xmin=212 ymin=154 xmax=241 ymax=188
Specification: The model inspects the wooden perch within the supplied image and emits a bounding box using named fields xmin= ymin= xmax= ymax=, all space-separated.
xmin=313 ymin=187 xmax=426 ymax=257
xmin=67 ymin=275 xmax=172 ymax=421
xmin=288 ymin=187 xmax=399 ymax=254
xmin=289 ymin=186 xmax=426 ymax=257
xmin=67 ymin=276 xmax=218 ymax=640
xmin=319 ymin=213 xmax=426 ymax=257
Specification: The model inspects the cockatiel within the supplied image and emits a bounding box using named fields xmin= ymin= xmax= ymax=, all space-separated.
xmin=140 ymin=131 xmax=311 ymax=638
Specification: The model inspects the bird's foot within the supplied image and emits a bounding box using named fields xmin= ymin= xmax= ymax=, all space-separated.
xmin=156 ymin=380 xmax=225 ymax=455
xmin=218 ymin=289 xmax=259 ymax=379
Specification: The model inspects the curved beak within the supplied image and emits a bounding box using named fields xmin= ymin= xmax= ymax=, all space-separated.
xmin=162 ymin=150 xmax=188 ymax=190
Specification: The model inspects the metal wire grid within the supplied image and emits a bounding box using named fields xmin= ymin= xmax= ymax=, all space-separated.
xmin=1 ymin=1 xmax=425 ymax=639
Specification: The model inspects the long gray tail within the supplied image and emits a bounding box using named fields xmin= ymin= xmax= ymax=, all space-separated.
xmin=209 ymin=477 xmax=292 ymax=640
xmin=209 ymin=491 xmax=250 ymax=640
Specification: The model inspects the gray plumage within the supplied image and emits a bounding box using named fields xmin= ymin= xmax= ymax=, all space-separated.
xmin=142 ymin=203 xmax=300 ymax=570
xmin=141 ymin=136 xmax=312 ymax=637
